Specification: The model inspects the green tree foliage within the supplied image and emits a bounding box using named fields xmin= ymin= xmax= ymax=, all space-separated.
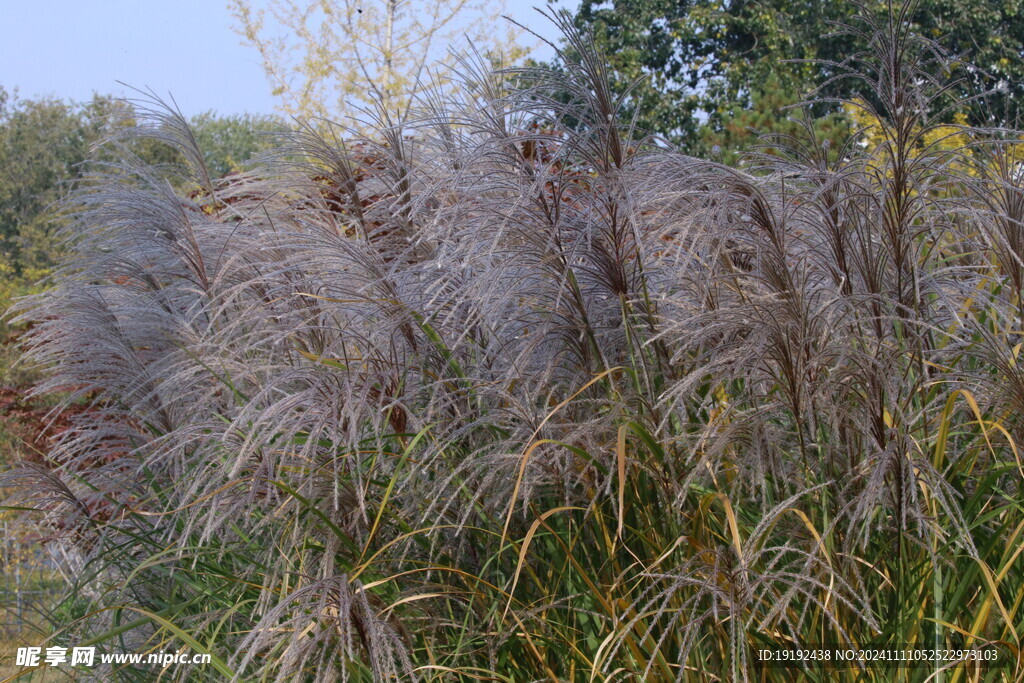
xmin=702 ymin=72 xmax=851 ymax=165
xmin=569 ymin=0 xmax=1024 ymax=151
xmin=0 ymin=88 xmax=107 ymax=272
xmin=189 ymin=111 xmax=280 ymax=178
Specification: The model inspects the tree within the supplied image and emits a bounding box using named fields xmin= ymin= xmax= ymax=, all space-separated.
xmin=229 ymin=0 xmax=526 ymax=126
xmin=701 ymin=72 xmax=850 ymax=165
xmin=568 ymin=0 xmax=1024 ymax=150
xmin=190 ymin=111 xmax=281 ymax=178
xmin=0 ymin=88 xmax=105 ymax=272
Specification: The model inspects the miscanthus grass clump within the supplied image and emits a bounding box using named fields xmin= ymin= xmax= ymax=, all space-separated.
xmin=5 ymin=7 xmax=1023 ymax=681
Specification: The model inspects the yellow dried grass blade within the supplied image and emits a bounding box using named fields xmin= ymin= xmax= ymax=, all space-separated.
xmin=500 ymin=368 xmax=621 ymax=544
xmin=502 ymin=505 xmax=583 ymax=622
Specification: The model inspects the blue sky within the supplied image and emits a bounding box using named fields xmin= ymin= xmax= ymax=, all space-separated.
xmin=1 ymin=1 xmax=564 ymax=117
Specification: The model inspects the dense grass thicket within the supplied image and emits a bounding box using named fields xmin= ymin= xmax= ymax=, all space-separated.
xmin=4 ymin=8 xmax=1024 ymax=681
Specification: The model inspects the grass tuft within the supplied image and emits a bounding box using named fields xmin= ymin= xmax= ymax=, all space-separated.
xmin=3 ymin=4 xmax=1023 ymax=681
